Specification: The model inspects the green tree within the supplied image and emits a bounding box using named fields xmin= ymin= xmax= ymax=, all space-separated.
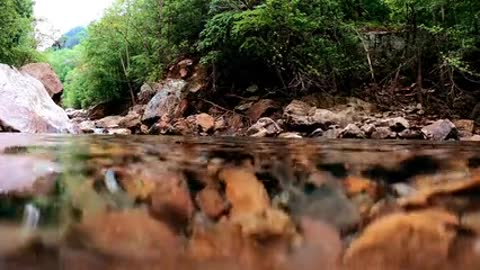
xmin=0 ymin=0 xmax=39 ymax=66
xmin=61 ymin=0 xmax=210 ymax=108
xmin=199 ymin=0 xmax=367 ymax=92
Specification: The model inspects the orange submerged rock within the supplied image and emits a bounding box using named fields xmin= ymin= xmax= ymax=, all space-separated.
xmin=196 ymin=187 xmax=228 ymax=219
xmin=150 ymin=172 xmax=194 ymax=227
xmin=65 ymin=210 xmax=181 ymax=259
xmin=219 ymin=168 xmax=271 ymax=217
xmin=343 ymin=176 xmax=379 ymax=199
xmin=343 ymin=209 xmax=460 ymax=270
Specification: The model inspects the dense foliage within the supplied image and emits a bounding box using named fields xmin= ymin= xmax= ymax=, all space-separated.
xmin=0 ymin=0 xmax=39 ymax=66
xmin=41 ymin=0 xmax=480 ymax=109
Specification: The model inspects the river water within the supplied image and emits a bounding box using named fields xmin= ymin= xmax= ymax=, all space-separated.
xmin=1 ymin=134 xmax=480 ymax=269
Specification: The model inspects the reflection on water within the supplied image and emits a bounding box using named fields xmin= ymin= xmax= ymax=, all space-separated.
xmin=1 ymin=134 xmax=480 ymax=269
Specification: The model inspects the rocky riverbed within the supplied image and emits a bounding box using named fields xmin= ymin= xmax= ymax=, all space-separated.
xmin=64 ymin=59 xmax=480 ymax=140
xmin=1 ymin=61 xmax=478 ymax=141
xmin=67 ymin=95 xmax=480 ymax=141
xmin=2 ymin=135 xmax=480 ymax=269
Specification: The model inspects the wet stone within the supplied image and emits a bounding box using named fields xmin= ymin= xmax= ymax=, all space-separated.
xmin=150 ymin=172 xmax=194 ymax=228
xmin=64 ymin=210 xmax=181 ymax=263
xmin=290 ymin=179 xmax=361 ymax=232
xmin=196 ymin=187 xmax=228 ymax=220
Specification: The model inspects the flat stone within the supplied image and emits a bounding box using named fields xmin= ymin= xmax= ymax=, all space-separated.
xmin=278 ymin=132 xmax=303 ymax=139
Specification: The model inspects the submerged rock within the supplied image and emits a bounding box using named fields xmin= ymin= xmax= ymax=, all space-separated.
xmin=0 ymin=155 xmax=59 ymax=194
xmin=0 ymin=64 xmax=72 ymax=133
xmin=150 ymin=172 xmax=194 ymax=227
xmin=343 ymin=210 xmax=464 ymax=270
xmin=64 ymin=210 xmax=181 ymax=260
xmin=291 ymin=174 xmax=361 ymax=232
xmin=196 ymin=187 xmax=228 ymax=220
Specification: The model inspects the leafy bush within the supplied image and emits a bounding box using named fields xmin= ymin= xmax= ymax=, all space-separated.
xmin=199 ymin=0 xmax=368 ymax=91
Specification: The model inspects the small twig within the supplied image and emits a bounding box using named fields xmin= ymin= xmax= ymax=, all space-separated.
xmin=224 ymin=94 xmax=253 ymax=101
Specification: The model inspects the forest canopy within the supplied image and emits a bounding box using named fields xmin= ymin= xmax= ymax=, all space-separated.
xmin=19 ymin=0 xmax=480 ymax=110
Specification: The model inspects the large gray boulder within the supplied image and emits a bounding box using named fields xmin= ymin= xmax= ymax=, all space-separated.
xmin=142 ymin=79 xmax=188 ymax=123
xmin=20 ymin=63 xmax=63 ymax=97
xmin=0 ymin=64 xmax=72 ymax=133
xmin=421 ymin=119 xmax=456 ymax=140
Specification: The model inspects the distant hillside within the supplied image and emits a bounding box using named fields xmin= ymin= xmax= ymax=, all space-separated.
xmin=53 ymin=26 xmax=87 ymax=49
